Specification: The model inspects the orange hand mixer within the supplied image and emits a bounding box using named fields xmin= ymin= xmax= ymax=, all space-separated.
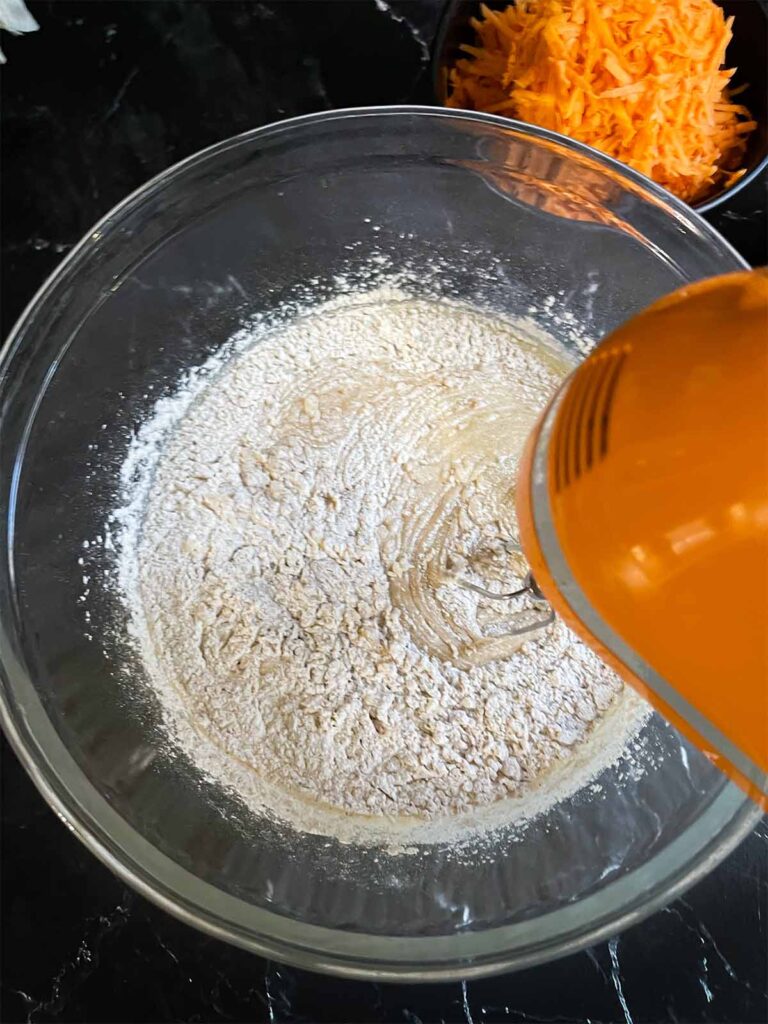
xmin=512 ymin=269 xmax=767 ymax=806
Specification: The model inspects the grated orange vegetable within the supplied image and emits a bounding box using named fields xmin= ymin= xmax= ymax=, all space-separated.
xmin=447 ymin=0 xmax=757 ymax=203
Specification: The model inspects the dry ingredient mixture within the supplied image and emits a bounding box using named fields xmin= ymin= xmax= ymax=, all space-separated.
xmin=118 ymin=288 xmax=646 ymax=833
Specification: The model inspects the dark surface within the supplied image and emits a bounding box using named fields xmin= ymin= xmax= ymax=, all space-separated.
xmin=1 ymin=3 xmax=767 ymax=1022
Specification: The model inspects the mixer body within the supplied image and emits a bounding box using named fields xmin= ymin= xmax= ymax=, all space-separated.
xmin=517 ymin=271 xmax=768 ymax=806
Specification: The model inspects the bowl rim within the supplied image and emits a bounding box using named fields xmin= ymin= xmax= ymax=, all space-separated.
xmin=429 ymin=0 xmax=768 ymax=214
xmin=0 ymin=105 xmax=760 ymax=982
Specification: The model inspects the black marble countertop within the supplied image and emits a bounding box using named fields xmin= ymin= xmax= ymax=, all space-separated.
xmin=2 ymin=3 xmax=767 ymax=1022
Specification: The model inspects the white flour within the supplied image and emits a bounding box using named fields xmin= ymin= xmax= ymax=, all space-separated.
xmin=116 ymin=287 xmax=648 ymax=841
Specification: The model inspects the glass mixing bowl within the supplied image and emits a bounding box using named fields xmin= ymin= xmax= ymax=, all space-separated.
xmin=0 ymin=107 xmax=760 ymax=981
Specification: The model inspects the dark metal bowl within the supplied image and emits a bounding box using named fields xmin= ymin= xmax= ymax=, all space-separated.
xmin=432 ymin=0 xmax=768 ymax=212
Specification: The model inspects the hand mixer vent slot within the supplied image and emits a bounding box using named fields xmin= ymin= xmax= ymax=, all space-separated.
xmin=553 ymin=348 xmax=627 ymax=492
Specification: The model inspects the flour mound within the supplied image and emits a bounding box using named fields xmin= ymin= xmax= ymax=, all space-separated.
xmin=119 ymin=289 xmax=647 ymax=831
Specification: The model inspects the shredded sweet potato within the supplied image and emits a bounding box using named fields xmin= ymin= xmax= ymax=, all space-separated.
xmin=447 ymin=0 xmax=757 ymax=203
